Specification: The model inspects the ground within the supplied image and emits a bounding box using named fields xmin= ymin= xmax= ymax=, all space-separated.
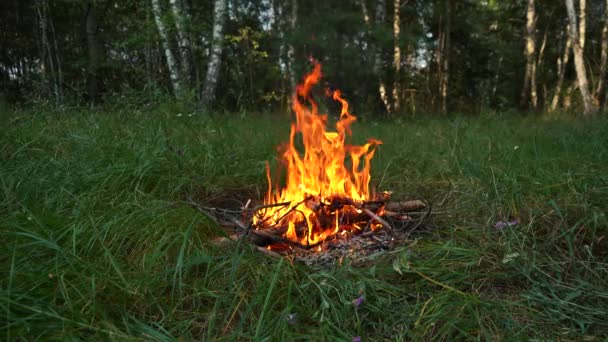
xmin=1 ymin=106 xmax=607 ymax=340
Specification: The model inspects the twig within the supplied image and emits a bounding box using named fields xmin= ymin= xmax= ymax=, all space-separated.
xmin=185 ymin=197 xmax=250 ymax=231
xmin=362 ymin=208 xmax=394 ymax=231
xmin=404 ymin=199 xmax=432 ymax=238
xmin=248 ymin=201 xmax=292 ymax=212
xmin=248 ymin=228 xmax=338 ymax=250
xmin=252 ymin=197 xmax=310 ymax=227
xmin=255 ymin=246 xmax=283 ymax=258
xmin=340 ymin=198 xmax=394 ymax=232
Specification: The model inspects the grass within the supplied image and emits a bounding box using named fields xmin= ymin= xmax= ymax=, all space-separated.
xmin=1 ymin=105 xmax=607 ymax=340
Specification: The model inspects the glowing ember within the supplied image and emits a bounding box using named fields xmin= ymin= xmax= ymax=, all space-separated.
xmin=253 ymin=62 xmax=382 ymax=246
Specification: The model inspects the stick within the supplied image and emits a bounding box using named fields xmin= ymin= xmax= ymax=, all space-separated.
xmin=385 ymin=200 xmax=427 ymax=212
xmin=186 ymin=197 xmax=250 ymax=231
xmin=247 ymin=228 xmax=337 ymax=250
xmin=340 ymin=198 xmax=394 ymax=231
xmin=248 ymin=201 xmax=292 ymax=212
xmin=362 ymin=208 xmax=393 ymax=231
xmin=255 ymin=246 xmax=283 ymax=258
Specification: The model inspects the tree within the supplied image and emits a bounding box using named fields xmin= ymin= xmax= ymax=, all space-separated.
xmin=392 ymin=0 xmax=401 ymax=113
xmin=520 ymin=0 xmax=537 ymax=110
xmin=169 ymin=0 xmax=193 ymax=88
xmin=550 ymin=23 xmax=571 ymax=112
xmin=151 ymin=0 xmax=182 ymax=97
xmin=596 ymin=0 xmax=608 ymax=110
xmin=565 ymin=0 xmax=596 ymax=115
xmin=36 ymin=0 xmax=63 ymax=103
xmin=200 ymin=0 xmax=227 ymax=110
xmin=287 ymin=0 xmax=297 ymax=95
xmin=373 ymin=0 xmax=391 ymax=114
xmin=85 ymin=1 xmax=104 ymax=105
xmin=358 ymin=0 xmax=391 ymax=114
xmin=439 ymin=0 xmax=451 ymax=114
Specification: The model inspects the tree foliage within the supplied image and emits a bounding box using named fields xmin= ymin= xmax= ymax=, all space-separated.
xmin=1 ymin=0 xmax=607 ymax=115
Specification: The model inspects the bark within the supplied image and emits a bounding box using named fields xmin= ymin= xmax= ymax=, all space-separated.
xmin=565 ymin=0 xmax=596 ymax=115
xmin=564 ymin=83 xmax=575 ymax=110
xmin=435 ymin=14 xmax=443 ymax=109
xmin=151 ymin=0 xmax=182 ymax=97
xmin=287 ymin=0 xmax=297 ymax=95
xmin=169 ymin=0 xmax=193 ymax=85
xmin=47 ymin=2 xmax=63 ymax=102
xmin=550 ymin=24 xmax=572 ymax=112
xmin=38 ymin=1 xmax=53 ymax=98
xmin=492 ymin=56 xmax=503 ymax=104
xmin=145 ymin=1 xmax=152 ymax=89
xmin=274 ymin=0 xmax=287 ymax=106
xmin=536 ymin=29 xmax=547 ymax=77
xmin=86 ymin=2 xmax=103 ymax=105
xmin=359 ymin=0 xmax=391 ymax=114
xmin=200 ymin=0 xmax=228 ymax=109
xmin=579 ymin=0 xmax=586 ymax=50
xmin=373 ymin=0 xmax=392 ymax=114
xmin=392 ymin=0 xmax=401 ymax=113
xmin=36 ymin=0 xmax=63 ymax=102
xmin=596 ymin=0 xmax=608 ymax=110
xmin=520 ymin=0 xmax=537 ymax=110
xmin=360 ymin=0 xmax=371 ymax=25
xmin=439 ymin=0 xmax=451 ymax=114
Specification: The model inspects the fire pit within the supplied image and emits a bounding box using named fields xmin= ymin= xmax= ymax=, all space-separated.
xmin=188 ymin=62 xmax=430 ymax=265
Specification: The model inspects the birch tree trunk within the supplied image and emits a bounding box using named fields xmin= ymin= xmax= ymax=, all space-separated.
xmin=200 ymin=0 xmax=227 ymax=109
xmin=37 ymin=0 xmax=52 ymax=98
xmin=287 ymin=0 xmax=297 ymax=95
xmin=37 ymin=0 xmax=62 ymax=103
xmin=439 ymin=0 xmax=451 ymax=114
xmin=435 ymin=14 xmax=443 ymax=109
xmin=274 ymin=0 xmax=288 ymax=106
xmin=151 ymin=0 xmax=182 ymax=97
xmin=374 ymin=0 xmax=392 ymax=114
xmin=360 ymin=0 xmax=371 ymax=25
xmin=596 ymin=0 xmax=608 ymax=110
xmin=579 ymin=0 xmax=586 ymax=50
xmin=536 ymin=29 xmax=547 ymax=79
xmin=565 ymin=0 xmax=596 ymax=115
xmin=520 ymin=0 xmax=537 ymax=110
xmin=169 ymin=0 xmax=192 ymax=86
xmin=392 ymin=0 xmax=401 ymax=113
xmin=86 ymin=2 xmax=103 ymax=105
xmin=47 ymin=2 xmax=63 ymax=102
xmin=550 ymin=24 xmax=571 ymax=112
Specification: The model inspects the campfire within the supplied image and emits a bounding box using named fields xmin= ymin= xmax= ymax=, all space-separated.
xmin=189 ymin=62 xmax=429 ymax=265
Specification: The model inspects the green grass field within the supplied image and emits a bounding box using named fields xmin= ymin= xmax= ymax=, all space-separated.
xmin=1 ymin=106 xmax=607 ymax=340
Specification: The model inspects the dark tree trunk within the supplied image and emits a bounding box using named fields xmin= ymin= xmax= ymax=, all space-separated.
xmin=86 ymin=2 xmax=103 ymax=105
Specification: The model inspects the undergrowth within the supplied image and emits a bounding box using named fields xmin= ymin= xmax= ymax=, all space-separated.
xmin=1 ymin=106 xmax=607 ymax=340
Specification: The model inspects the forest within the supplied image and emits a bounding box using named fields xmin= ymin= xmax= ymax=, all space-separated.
xmin=1 ymin=0 xmax=608 ymax=340
xmin=2 ymin=0 xmax=608 ymax=115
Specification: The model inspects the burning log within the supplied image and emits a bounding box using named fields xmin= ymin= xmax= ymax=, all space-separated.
xmin=246 ymin=197 xmax=428 ymax=246
xmin=248 ymin=228 xmax=330 ymax=250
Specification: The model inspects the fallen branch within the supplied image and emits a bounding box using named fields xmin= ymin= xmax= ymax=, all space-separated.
xmin=247 ymin=201 xmax=292 ymax=212
xmin=385 ymin=200 xmax=427 ymax=212
xmin=185 ymin=197 xmax=250 ymax=231
xmin=255 ymin=246 xmax=283 ymax=258
xmin=247 ymin=228 xmax=341 ymax=250
xmin=362 ymin=208 xmax=393 ymax=231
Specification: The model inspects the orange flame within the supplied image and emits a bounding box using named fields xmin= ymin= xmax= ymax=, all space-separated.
xmin=254 ymin=62 xmax=381 ymax=245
